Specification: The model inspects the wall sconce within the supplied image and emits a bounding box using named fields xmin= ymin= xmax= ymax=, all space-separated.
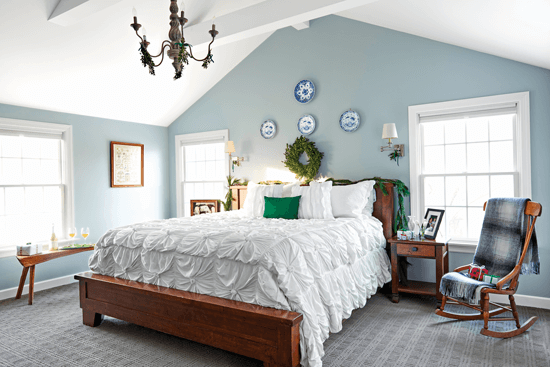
xmin=380 ymin=123 xmax=404 ymax=165
xmin=225 ymin=141 xmax=244 ymax=172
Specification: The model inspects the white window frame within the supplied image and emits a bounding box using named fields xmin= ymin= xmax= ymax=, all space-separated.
xmin=175 ymin=129 xmax=229 ymax=218
xmin=0 ymin=118 xmax=75 ymax=258
xmin=408 ymin=92 xmax=531 ymax=253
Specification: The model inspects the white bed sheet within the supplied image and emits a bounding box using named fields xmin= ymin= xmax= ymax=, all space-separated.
xmin=89 ymin=211 xmax=391 ymax=367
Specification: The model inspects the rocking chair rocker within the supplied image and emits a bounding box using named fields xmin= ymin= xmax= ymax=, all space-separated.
xmin=435 ymin=200 xmax=542 ymax=338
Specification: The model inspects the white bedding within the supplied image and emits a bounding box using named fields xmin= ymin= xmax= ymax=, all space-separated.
xmin=88 ymin=211 xmax=391 ymax=367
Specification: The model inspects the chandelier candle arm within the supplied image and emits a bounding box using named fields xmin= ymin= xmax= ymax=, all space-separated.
xmin=130 ymin=0 xmax=219 ymax=79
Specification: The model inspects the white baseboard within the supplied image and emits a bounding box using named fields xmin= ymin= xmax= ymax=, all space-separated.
xmin=490 ymin=293 xmax=550 ymax=310
xmin=0 ymin=273 xmax=78 ymax=301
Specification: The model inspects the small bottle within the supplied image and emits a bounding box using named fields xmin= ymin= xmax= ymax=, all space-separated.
xmin=49 ymin=224 xmax=58 ymax=251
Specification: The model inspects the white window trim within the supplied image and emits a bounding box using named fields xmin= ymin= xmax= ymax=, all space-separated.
xmin=0 ymin=118 xmax=75 ymax=258
xmin=408 ymin=92 xmax=531 ymax=253
xmin=175 ymin=129 xmax=229 ymax=218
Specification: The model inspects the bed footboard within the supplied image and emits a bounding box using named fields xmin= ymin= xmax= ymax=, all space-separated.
xmin=75 ymin=272 xmax=302 ymax=367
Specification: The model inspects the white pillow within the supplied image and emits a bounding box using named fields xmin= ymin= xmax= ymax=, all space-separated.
xmin=282 ymin=182 xmax=300 ymax=197
xmin=330 ymin=180 xmax=375 ymax=218
xmin=363 ymin=186 xmax=377 ymax=216
xmin=243 ymin=182 xmax=283 ymax=217
xmin=291 ymin=181 xmax=334 ymax=219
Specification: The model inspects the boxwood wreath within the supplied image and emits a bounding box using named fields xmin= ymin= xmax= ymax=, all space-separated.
xmin=283 ymin=136 xmax=324 ymax=181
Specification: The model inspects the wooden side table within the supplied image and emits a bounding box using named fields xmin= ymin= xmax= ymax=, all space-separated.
xmin=387 ymin=236 xmax=449 ymax=306
xmin=15 ymin=247 xmax=94 ymax=305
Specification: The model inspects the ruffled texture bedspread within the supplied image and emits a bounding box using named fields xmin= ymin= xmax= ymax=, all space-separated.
xmin=88 ymin=211 xmax=391 ymax=367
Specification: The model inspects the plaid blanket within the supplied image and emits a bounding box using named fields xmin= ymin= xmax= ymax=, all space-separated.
xmin=440 ymin=198 xmax=539 ymax=303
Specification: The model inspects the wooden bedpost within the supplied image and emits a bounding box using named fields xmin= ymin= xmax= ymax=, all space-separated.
xmin=373 ymin=182 xmax=395 ymax=240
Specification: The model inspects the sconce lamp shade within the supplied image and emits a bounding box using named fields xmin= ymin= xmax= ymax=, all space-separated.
xmin=225 ymin=141 xmax=236 ymax=154
xmin=382 ymin=123 xmax=398 ymax=140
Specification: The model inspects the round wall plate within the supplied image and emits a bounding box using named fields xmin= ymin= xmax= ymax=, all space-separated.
xmin=260 ymin=120 xmax=277 ymax=139
xmin=294 ymin=80 xmax=315 ymax=104
xmin=339 ymin=110 xmax=360 ymax=132
xmin=297 ymin=114 xmax=316 ymax=135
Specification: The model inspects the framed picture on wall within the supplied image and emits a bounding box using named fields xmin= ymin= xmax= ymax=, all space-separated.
xmin=423 ymin=208 xmax=445 ymax=240
xmin=191 ymin=200 xmax=219 ymax=216
xmin=111 ymin=141 xmax=144 ymax=187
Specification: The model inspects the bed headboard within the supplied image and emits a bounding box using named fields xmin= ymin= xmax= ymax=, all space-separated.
xmin=230 ymin=182 xmax=395 ymax=240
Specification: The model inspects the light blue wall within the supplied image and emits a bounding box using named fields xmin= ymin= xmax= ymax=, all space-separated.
xmin=0 ymin=104 xmax=170 ymax=291
xmin=168 ymin=16 xmax=550 ymax=298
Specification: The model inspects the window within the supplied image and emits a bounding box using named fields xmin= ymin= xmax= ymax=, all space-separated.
xmin=175 ymin=130 xmax=229 ymax=217
xmin=0 ymin=118 xmax=74 ymax=257
xmin=408 ymin=92 xmax=531 ymax=251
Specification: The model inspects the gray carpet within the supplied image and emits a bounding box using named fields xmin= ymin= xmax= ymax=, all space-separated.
xmin=1 ymin=284 xmax=549 ymax=367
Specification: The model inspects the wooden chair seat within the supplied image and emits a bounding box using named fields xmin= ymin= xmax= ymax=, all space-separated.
xmin=435 ymin=200 xmax=542 ymax=338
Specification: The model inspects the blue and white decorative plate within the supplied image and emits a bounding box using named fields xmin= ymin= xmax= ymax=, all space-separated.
xmin=260 ymin=120 xmax=277 ymax=139
xmin=297 ymin=115 xmax=316 ymax=135
xmin=339 ymin=110 xmax=360 ymax=132
xmin=294 ymin=80 xmax=315 ymax=104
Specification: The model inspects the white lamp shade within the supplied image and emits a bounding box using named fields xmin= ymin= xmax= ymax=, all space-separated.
xmin=225 ymin=141 xmax=235 ymax=154
xmin=382 ymin=123 xmax=398 ymax=139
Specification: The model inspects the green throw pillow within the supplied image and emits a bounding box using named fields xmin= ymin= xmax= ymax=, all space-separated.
xmin=263 ymin=196 xmax=301 ymax=220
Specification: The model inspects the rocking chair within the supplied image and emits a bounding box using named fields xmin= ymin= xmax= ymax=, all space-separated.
xmin=435 ymin=200 xmax=542 ymax=338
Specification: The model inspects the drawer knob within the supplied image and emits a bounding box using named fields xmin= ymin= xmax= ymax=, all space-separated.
xmin=412 ymin=247 xmax=418 ymax=252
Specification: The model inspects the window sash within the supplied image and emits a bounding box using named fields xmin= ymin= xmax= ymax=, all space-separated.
xmin=0 ymin=184 xmax=65 ymax=249
xmin=0 ymin=119 xmax=74 ymax=256
xmin=408 ymin=92 xmax=530 ymax=250
xmin=419 ymin=172 xmax=518 ymax=241
xmin=418 ymin=114 xmax=519 ymax=241
xmin=174 ymin=129 xmax=229 ymax=218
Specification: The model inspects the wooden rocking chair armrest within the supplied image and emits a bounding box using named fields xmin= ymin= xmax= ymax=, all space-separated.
xmin=496 ymin=266 xmax=520 ymax=290
xmin=453 ymin=264 xmax=470 ymax=273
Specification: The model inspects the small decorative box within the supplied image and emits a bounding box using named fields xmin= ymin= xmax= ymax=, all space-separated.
xmin=483 ymin=274 xmax=501 ymax=285
xmin=16 ymin=242 xmax=42 ymax=256
xmin=468 ymin=264 xmax=488 ymax=281
xmin=17 ymin=243 xmax=36 ymax=256
xmin=397 ymin=230 xmax=408 ymax=240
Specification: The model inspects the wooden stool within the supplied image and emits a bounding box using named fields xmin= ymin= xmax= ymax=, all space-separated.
xmin=15 ymin=247 xmax=94 ymax=305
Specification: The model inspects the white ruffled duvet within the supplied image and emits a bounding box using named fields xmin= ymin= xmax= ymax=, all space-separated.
xmin=89 ymin=211 xmax=391 ymax=367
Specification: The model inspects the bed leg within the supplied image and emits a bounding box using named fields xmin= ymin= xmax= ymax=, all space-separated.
xmin=83 ymin=308 xmax=104 ymax=327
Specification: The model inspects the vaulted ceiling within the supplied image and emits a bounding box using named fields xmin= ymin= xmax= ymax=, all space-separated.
xmin=0 ymin=0 xmax=548 ymax=127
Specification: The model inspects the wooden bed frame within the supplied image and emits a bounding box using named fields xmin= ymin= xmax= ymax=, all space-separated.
xmin=75 ymin=183 xmax=395 ymax=367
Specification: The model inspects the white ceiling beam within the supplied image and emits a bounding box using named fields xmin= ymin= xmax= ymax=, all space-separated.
xmin=185 ymin=0 xmax=379 ymax=51
xmin=49 ymin=0 xmax=123 ymax=27
xmin=292 ymin=21 xmax=310 ymax=31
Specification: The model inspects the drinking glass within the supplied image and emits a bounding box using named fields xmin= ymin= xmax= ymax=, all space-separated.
xmin=421 ymin=220 xmax=429 ymax=239
xmin=415 ymin=220 xmax=422 ymax=238
xmin=407 ymin=216 xmax=416 ymax=239
xmin=68 ymin=227 xmax=77 ymax=244
xmin=81 ymin=227 xmax=90 ymax=245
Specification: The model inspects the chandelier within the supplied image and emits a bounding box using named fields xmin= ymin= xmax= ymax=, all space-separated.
xmin=130 ymin=0 xmax=218 ymax=80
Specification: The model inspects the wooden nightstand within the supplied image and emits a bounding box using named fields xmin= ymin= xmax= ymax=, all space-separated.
xmin=387 ymin=236 xmax=449 ymax=306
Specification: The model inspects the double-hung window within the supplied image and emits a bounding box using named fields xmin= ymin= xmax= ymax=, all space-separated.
xmin=0 ymin=119 xmax=74 ymax=257
xmin=408 ymin=92 xmax=531 ymax=251
xmin=175 ymin=130 xmax=229 ymax=217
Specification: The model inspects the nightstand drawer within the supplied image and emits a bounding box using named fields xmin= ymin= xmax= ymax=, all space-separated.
xmin=396 ymin=243 xmax=435 ymax=257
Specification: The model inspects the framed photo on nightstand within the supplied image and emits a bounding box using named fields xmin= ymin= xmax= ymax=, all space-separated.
xmin=424 ymin=208 xmax=445 ymax=239
xmin=191 ymin=200 xmax=219 ymax=216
